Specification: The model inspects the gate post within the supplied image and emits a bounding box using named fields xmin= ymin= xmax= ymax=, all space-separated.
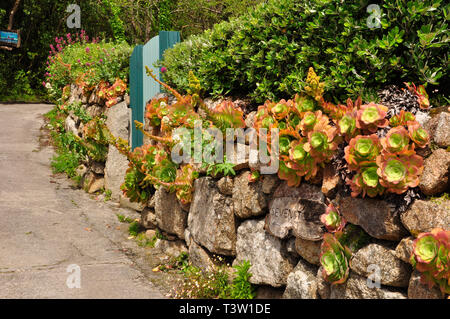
xmin=129 ymin=31 xmax=180 ymax=149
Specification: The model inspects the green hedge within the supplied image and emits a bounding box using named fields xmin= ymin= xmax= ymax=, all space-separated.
xmin=160 ymin=0 xmax=449 ymax=104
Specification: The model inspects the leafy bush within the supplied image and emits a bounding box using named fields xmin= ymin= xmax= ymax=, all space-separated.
xmin=44 ymin=31 xmax=132 ymax=100
xmin=161 ymin=0 xmax=449 ymax=104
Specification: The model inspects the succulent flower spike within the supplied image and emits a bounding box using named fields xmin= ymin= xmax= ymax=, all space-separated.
xmin=344 ymin=134 xmax=380 ymax=170
xmin=376 ymin=152 xmax=424 ymax=194
xmin=304 ymin=67 xmax=325 ymax=102
xmin=320 ymin=233 xmax=352 ymax=285
xmin=389 ymin=110 xmax=416 ymax=127
xmin=410 ymin=228 xmax=450 ymax=295
xmin=347 ymin=166 xmax=385 ymax=198
xmin=408 ymin=121 xmax=430 ymax=148
xmin=405 ymin=82 xmax=430 ymax=110
xmin=320 ymin=204 xmax=346 ymax=233
xmin=356 ymin=103 xmax=389 ymax=133
xmin=380 ymin=126 xmax=410 ymax=154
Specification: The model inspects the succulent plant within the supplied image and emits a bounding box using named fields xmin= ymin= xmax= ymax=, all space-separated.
xmin=356 ymin=103 xmax=389 ymax=133
xmin=285 ymin=139 xmax=318 ymax=181
xmin=294 ymin=94 xmax=316 ymax=114
xmin=389 ymin=110 xmax=416 ymax=127
xmin=380 ymin=126 xmax=411 ymax=154
xmin=410 ymin=228 xmax=450 ymax=295
xmin=405 ymin=82 xmax=430 ymax=110
xmin=376 ymin=152 xmax=424 ymax=194
xmin=337 ymin=111 xmax=359 ymax=141
xmin=320 ymin=204 xmax=346 ymax=233
xmin=347 ymin=166 xmax=385 ymax=198
xmin=344 ymin=134 xmax=381 ymax=171
xmin=303 ymin=114 xmax=338 ymax=163
xmin=320 ymin=232 xmax=352 ymax=285
xmin=408 ymin=121 xmax=430 ymax=148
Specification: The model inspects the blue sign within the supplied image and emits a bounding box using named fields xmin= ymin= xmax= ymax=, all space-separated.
xmin=0 ymin=31 xmax=20 ymax=46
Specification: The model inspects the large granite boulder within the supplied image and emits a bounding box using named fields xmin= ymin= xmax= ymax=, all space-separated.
xmin=338 ymin=196 xmax=408 ymax=241
xmin=188 ymin=177 xmax=236 ymax=256
xmin=234 ymin=218 xmax=296 ymax=287
xmin=265 ymin=182 xmax=327 ymax=241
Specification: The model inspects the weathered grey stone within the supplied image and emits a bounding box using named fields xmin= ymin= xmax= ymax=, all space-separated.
xmin=154 ymin=187 xmax=187 ymax=239
xmin=418 ymin=148 xmax=450 ymax=196
xmin=88 ymin=91 xmax=99 ymax=105
xmin=217 ymin=176 xmax=234 ymax=196
xmin=430 ymin=111 xmax=450 ymax=147
xmin=105 ymin=101 xmax=129 ymax=140
xmin=232 ymin=171 xmax=269 ymax=219
xmin=266 ymin=182 xmax=327 ymax=241
xmin=188 ymin=177 xmax=236 ymax=256
xmin=83 ymin=172 xmax=104 ymax=194
xmin=395 ymin=236 xmax=414 ymax=263
xmin=76 ymin=164 xmax=87 ymax=178
xmin=283 ymin=259 xmax=319 ymax=299
xmin=188 ymin=240 xmax=215 ymax=271
xmin=260 ymin=175 xmax=280 ymax=195
xmin=321 ymin=165 xmax=340 ymax=197
xmin=408 ymin=270 xmax=444 ymax=299
xmin=255 ymin=286 xmax=284 ymax=299
xmin=104 ymin=145 xmax=129 ymax=200
xmin=286 ymin=238 xmax=299 ymax=257
xmin=184 ymin=228 xmax=192 ymax=247
xmin=329 ymin=272 xmax=407 ymax=299
xmin=401 ymin=199 xmax=450 ymax=236
xmin=64 ymin=116 xmax=78 ymax=136
xmin=140 ymin=208 xmax=157 ymax=229
xmin=316 ymin=267 xmax=331 ymax=299
xmin=119 ymin=194 xmax=145 ymax=212
xmin=338 ymin=196 xmax=408 ymax=241
xmin=245 ymin=111 xmax=257 ymax=128
xmin=86 ymin=105 xmax=103 ymax=118
xmin=155 ymin=239 xmax=188 ymax=257
xmin=234 ymin=219 xmax=296 ymax=287
xmin=145 ymin=229 xmax=156 ymax=240
xmin=90 ymin=161 xmax=105 ymax=175
xmin=350 ymin=244 xmax=411 ymax=287
xmin=148 ymin=194 xmax=155 ymax=208
xmin=295 ymin=237 xmax=322 ymax=266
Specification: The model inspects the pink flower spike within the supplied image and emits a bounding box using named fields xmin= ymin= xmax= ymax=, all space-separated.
xmin=161 ymin=67 xmax=167 ymax=73
xmin=85 ymin=47 xmax=90 ymax=53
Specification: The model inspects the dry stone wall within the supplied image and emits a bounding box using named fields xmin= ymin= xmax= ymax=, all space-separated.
xmin=63 ymin=86 xmax=450 ymax=299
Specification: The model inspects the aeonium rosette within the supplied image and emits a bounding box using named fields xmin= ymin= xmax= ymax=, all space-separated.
xmin=408 ymin=121 xmax=430 ymax=148
xmin=344 ymin=134 xmax=380 ymax=171
xmin=303 ymin=114 xmax=338 ymax=163
xmin=320 ymin=233 xmax=352 ymax=285
xmin=376 ymin=152 xmax=424 ymax=194
xmin=320 ymin=203 xmax=346 ymax=233
xmin=347 ymin=165 xmax=385 ymax=198
xmin=380 ymin=126 xmax=410 ymax=154
xmin=286 ymin=138 xmax=318 ymax=180
xmin=410 ymin=228 xmax=450 ymax=295
xmin=356 ymin=103 xmax=389 ymax=133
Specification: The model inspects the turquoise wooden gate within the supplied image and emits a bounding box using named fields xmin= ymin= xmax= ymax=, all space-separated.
xmin=129 ymin=31 xmax=180 ymax=149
